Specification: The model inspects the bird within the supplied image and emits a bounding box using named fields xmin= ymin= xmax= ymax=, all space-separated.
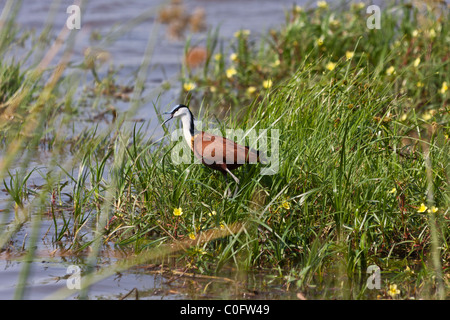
xmin=162 ymin=104 xmax=262 ymax=197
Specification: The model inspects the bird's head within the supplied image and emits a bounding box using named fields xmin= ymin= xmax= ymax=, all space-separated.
xmin=162 ymin=104 xmax=192 ymax=125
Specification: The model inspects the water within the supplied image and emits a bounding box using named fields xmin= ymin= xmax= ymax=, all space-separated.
xmin=12 ymin=0 xmax=300 ymax=135
xmin=1 ymin=0 xmax=305 ymax=299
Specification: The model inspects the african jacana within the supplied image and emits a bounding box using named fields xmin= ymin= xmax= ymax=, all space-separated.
xmin=162 ymin=104 xmax=261 ymax=197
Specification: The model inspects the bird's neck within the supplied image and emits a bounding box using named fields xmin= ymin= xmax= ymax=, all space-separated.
xmin=180 ymin=113 xmax=195 ymax=146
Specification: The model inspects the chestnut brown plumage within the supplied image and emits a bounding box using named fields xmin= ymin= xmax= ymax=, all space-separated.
xmin=162 ymin=104 xmax=261 ymax=196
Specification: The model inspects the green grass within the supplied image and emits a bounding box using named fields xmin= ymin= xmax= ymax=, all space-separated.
xmin=0 ymin=1 xmax=448 ymax=299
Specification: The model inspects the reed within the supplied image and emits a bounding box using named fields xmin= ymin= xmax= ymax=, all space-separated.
xmin=0 ymin=1 xmax=448 ymax=299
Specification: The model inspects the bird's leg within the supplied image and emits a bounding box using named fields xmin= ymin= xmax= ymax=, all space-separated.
xmin=225 ymin=168 xmax=240 ymax=197
xmin=223 ymin=173 xmax=232 ymax=197
xmin=225 ymin=168 xmax=240 ymax=184
xmin=227 ymin=186 xmax=233 ymax=198
xmin=232 ymin=185 xmax=239 ymax=198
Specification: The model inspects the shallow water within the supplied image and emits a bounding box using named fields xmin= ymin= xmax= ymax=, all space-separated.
xmin=13 ymin=0 xmax=301 ymax=136
xmin=1 ymin=0 xmax=306 ymax=300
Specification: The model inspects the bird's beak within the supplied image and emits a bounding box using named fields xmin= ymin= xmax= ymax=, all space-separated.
xmin=161 ymin=112 xmax=173 ymax=126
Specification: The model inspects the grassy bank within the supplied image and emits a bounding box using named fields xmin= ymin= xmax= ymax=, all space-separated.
xmin=0 ymin=1 xmax=448 ymax=299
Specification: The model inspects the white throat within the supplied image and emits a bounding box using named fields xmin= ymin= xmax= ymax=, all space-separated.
xmin=180 ymin=113 xmax=194 ymax=145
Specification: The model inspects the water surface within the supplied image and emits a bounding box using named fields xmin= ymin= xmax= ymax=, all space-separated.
xmin=1 ymin=0 xmax=305 ymax=300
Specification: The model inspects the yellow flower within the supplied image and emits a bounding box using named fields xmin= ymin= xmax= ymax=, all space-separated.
xmin=411 ymin=29 xmax=419 ymax=37
xmin=422 ymin=112 xmax=432 ymax=121
xmin=345 ymin=51 xmax=354 ymax=60
xmin=226 ymin=67 xmax=237 ymax=78
xmin=326 ymin=61 xmax=336 ymax=71
xmin=316 ymin=36 xmax=324 ymax=46
xmin=294 ymin=5 xmax=303 ymax=13
xmin=230 ymin=53 xmax=238 ymax=61
xmin=329 ymin=18 xmax=340 ymax=28
xmin=429 ymin=29 xmax=436 ymax=38
xmin=193 ymin=247 xmax=207 ymax=255
xmin=386 ymin=66 xmax=396 ymax=76
xmin=440 ymin=81 xmax=448 ymax=94
xmin=400 ymin=113 xmax=408 ymax=121
xmin=281 ymin=200 xmax=290 ymax=210
xmin=427 ymin=206 xmax=438 ymax=214
xmin=271 ymin=59 xmax=281 ymax=67
xmin=214 ymin=53 xmax=222 ymax=61
xmin=234 ymin=29 xmax=250 ymax=38
xmin=173 ymin=207 xmax=183 ymax=216
xmin=388 ymin=284 xmax=400 ymax=298
xmin=209 ymin=210 xmax=217 ymax=216
xmin=220 ymin=221 xmax=225 ymax=229
xmin=317 ymin=1 xmax=328 ymax=9
xmin=262 ymin=79 xmax=273 ymax=89
xmin=247 ymin=86 xmax=257 ymax=94
xmin=413 ymin=58 xmax=420 ymax=67
xmin=389 ymin=187 xmax=397 ymax=194
xmin=183 ymin=82 xmax=196 ymax=91
xmin=416 ymin=81 xmax=424 ymax=88
xmin=351 ymin=2 xmax=365 ymax=10
xmin=417 ymin=203 xmax=427 ymax=213
xmin=188 ymin=232 xmax=196 ymax=240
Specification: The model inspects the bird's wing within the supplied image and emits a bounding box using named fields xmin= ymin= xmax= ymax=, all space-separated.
xmin=193 ymin=132 xmax=258 ymax=164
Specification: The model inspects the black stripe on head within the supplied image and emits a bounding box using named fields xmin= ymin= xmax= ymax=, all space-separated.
xmin=186 ymin=106 xmax=195 ymax=136
xmin=171 ymin=104 xmax=194 ymax=135
xmin=168 ymin=104 xmax=185 ymax=114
